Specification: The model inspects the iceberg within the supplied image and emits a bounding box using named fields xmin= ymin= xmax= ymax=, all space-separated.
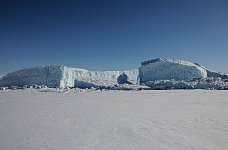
xmin=0 ymin=58 xmax=227 ymax=90
xmin=139 ymin=58 xmax=207 ymax=83
xmin=0 ymin=65 xmax=139 ymax=88
xmin=0 ymin=65 xmax=62 ymax=88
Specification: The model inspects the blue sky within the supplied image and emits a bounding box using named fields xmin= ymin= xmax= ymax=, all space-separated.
xmin=1 ymin=0 xmax=228 ymax=75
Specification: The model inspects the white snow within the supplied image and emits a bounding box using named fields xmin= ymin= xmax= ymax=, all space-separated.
xmin=0 ymin=89 xmax=228 ymax=150
xmin=139 ymin=58 xmax=207 ymax=83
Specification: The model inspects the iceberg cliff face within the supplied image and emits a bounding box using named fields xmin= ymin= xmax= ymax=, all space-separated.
xmin=0 ymin=58 xmax=226 ymax=89
xmin=139 ymin=58 xmax=207 ymax=83
xmin=0 ymin=65 xmax=62 ymax=88
xmin=0 ymin=65 xmax=138 ymax=88
xmin=60 ymin=66 xmax=138 ymax=88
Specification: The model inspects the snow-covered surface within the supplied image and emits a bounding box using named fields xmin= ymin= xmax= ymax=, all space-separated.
xmin=0 ymin=65 xmax=138 ymax=88
xmin=139 ymin=58 xmax=207 ymax=83
xmin=0 ymin=89 xmax=228 ymax=150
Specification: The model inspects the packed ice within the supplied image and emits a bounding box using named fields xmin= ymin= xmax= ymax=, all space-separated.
xmin=146 ymin=77 xmax=228 ymax=90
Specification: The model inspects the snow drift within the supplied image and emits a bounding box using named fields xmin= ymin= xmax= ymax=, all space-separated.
xmin=139 ymin=58 xmax=207 ymax=83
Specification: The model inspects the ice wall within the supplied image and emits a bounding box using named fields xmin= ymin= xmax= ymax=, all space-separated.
xmin=60 ymin=66 xmax=138 ymax=88
xmin=2 ymin=58 xmax=225 ymax=89
xmin=0 ymin=65 xmax=138 ymax=88
xmin=0 ymin=65 xmax=62 ymax=87
xmin=139 ymin=58 xmax=207 ymax=83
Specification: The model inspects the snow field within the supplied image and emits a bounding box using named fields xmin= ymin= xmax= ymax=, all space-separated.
xmin=0 ymin=89 xmax=228 ymax=150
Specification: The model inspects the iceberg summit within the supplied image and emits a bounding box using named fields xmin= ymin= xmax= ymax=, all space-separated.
xmin=0 ymin=58 xmax=227 ymax=89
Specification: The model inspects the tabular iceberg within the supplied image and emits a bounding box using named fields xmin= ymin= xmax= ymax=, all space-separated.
xmin=0 ymin=65 xmax=62 ymax=88
xmin=0 ymin=65 xmax=138 ymax=88
xmin=0 ymin=58 xmax=227 ymax=89
xmin=60 ymin=66 xmax=138 ymax=88
xmin=139 ymin=58 xmax=207 ymax=83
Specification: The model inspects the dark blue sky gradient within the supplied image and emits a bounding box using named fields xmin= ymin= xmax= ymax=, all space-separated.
xmin=1 ymin=0 xmax=228 ymax=75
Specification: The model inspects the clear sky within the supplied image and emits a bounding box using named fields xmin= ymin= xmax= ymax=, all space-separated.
xmin=1 ymin=0 xmax=228 ymax=75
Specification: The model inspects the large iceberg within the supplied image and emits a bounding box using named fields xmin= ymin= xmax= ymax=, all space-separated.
xmin=0 ymin=65 xmax=138 ymax=88
xmin=60 ymin=66 xmax=138 ymax=88
xmin=0 ymin=58 xmax=227 ymax=90
xmin=0 ymin=65 xmax=62 ymax=88
xmin=139 ymin=58 xmax=207 ymax=83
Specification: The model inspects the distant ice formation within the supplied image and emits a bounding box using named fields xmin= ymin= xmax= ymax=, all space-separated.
xmin=0 ymin=65 xmax=62 ymax=88
xmin=139 ymin=58 xmax=207 ymax=83
xmin=0 ymin=58 xmax=227 ymax=89
xmin=0 ymin=65 xmax=138 ymax=88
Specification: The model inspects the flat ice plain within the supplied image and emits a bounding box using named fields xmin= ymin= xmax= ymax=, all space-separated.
xmin=0 ymin=89 xmax=228 ymax=150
